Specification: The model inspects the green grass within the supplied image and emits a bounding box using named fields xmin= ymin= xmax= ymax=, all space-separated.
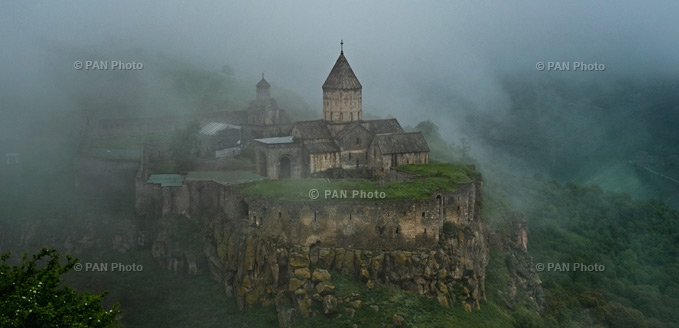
xmin=237 ymin=163 xmax=479 ymax=201
xmin=396 ymin=163 xmax=480 ymax=182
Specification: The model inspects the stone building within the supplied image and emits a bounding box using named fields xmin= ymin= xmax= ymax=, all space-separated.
xmin=239 ymin=75 xmax=293 ymax=146
xmin=254 ymin=47 xmax=429 ymax=179
xmin=198 ymin=122 xmax=241 ymax=158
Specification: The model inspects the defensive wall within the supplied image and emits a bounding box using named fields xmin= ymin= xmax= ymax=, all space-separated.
xmin=136 ymin=170 xmax=481 ymax=251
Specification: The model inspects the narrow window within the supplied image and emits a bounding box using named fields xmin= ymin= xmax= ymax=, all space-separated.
xmin=278 ymin=211 xmax=282 ymax=219
xmin=356 ymin=137 xmax=360 ymax=144
xmin=340 ymin=113 xmax=343 ymax=121
xmin=396 ymin=227 xmax=400 ymax=234
xmin=422 ymin=212 xmax=425 ymax=218
xmin=314 ymin=211 xmax=317 ymax=222
xmin=349 ymin=153 xmax=352 ymax=160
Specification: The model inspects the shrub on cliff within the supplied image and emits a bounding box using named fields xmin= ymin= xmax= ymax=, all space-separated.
xmin=0 ymin=249 xmax=120 ymax=327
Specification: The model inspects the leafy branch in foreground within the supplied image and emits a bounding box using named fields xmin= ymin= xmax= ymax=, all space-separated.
xmin=0 ymin=248 xmax=120 ymax=327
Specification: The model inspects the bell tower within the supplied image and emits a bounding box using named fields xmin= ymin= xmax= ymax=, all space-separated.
xmin=322 ymin=41 xmax=362 ymax=122
xmin=256 ymin=74 xmax=270 ymax=102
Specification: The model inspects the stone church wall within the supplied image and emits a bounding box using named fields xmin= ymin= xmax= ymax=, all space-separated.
xmin=323 ymin=89 xmax=362 ymax=122
xmin=308 ymin=152 xmax=340 ymax=174
xmin=254 ymin=143 xmax=304 ymax=178
xmin=373 ymin=152 xmax=429 ymax=173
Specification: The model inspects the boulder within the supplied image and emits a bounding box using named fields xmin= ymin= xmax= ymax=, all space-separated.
xmin=323 ymin=295 xmax=338 ymax=314
xmin=294 ymin=267 xmax=311 ymax=279
xmin=312 ymin=268 xmax=332 ymax=282
xmin=315 ymin=281 xmax=336 ymax=295
xmin=289 ymin=252 xmax=310 ymax=268
xmin=289 ymin=277 xmax=305 ymax=291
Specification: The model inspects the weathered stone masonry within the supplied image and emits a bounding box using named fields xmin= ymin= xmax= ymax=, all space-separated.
xmin=137 ymin=177 xmax=480 ymax=251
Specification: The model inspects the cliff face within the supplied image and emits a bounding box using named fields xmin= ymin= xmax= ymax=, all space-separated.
xmin=488 ymin=213 xmax=545 ymax=313
xmin=203 ymin=220 xmax=488 ymax=312
xmin=147 ymin=179 xmax=489 ymax=325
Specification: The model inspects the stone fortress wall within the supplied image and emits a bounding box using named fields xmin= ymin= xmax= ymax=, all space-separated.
xmin=136 ymin=157 xmax=490 ymax=317
xmin=136 ymin=172 xmax=481 ymax=251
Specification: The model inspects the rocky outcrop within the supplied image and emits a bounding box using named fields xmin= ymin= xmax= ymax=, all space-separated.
xmin=144 ymin=177 xmax=491 ymax=325
xmin=151 ymin=214 xmax=204 ymax=275
xmin=112 ymin=219 xmax=145 ymax=253
xmin=488 ymin=213 xmax=545 ymax=312
xmin=181 ymin=207 xmax=489 ymax=323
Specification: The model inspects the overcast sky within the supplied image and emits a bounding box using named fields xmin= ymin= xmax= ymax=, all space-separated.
xmin=2 ymin=1 xmax=678 ymax=131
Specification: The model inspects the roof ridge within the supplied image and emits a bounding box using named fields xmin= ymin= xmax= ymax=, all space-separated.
xmin=375 ymin=131 xmax=423 ymax=136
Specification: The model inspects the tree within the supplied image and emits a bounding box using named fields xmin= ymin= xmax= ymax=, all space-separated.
xmin=459 ymin=138 xmax=472 ymax=163
xmin=169 ymin=120 xmax=202 ymax=172
xmin=415 ymin=120 xmax=439 ymax=138
xmin=0 ymin=249 xmax=120 ymax=327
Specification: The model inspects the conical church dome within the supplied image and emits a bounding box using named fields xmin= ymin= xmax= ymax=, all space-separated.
xmin=322 ymin=52 xmax=362 ymax=91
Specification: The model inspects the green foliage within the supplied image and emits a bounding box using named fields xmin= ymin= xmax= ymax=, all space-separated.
xmin=0 ymin=249 xmax=120 ymax=327
xmin=598 ymin=302 xmax=647 ymax=328
xmin=511 ymin=306 xmax=543 ymax=328
xmin=508 ymin=177 xmax=679 ymax=327
xmin=169 ymin=120 xmax=202 ymax=172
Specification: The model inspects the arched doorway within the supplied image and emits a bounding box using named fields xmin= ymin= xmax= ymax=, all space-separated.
xmin=279 ymin=156 xmax=291 ymax=179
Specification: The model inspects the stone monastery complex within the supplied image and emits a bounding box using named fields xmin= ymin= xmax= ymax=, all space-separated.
xmin=247 ymin=45 xmax=430 ymax=179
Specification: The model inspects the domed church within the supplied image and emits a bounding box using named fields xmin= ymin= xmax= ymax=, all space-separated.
xmin=253 ymin=43 xmax=429 ymax=179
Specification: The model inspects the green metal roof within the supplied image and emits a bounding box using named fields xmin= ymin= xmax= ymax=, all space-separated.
xmin=147 ymin=174 xmax=184 ymax=187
